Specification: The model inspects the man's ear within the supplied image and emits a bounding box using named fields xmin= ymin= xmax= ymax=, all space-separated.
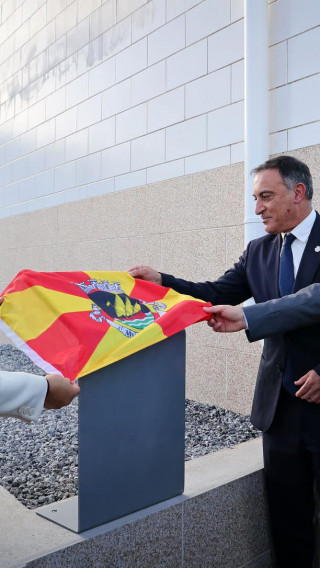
xmin=293 ymin=183 xmax=306 ymax=203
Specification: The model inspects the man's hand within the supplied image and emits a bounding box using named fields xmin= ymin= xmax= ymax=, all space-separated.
xmin=128 ymin=265 xmax=162 ymax=285
xmin=44 ymin=374 xmax=80 ymax=409
xmin=295 ymin=370 xmax=320 ymax=403
xmin=203 ymin=305 xmax=246 ymax=333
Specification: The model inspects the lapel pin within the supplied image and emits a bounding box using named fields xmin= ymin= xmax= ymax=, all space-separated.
xmin=315 ymin=246 xmax=320 ymax=253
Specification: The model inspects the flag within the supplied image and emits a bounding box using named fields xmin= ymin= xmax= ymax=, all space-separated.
xmin=0 ymin=270 xmax=211 ymax=381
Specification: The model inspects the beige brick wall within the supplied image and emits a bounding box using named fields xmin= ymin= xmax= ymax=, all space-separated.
xmin=1 ymin=145 xmax=320 ymax=414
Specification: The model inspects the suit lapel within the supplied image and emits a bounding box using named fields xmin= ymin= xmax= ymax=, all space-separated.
xmin=294 ymin=212 xmax=320 ymax=291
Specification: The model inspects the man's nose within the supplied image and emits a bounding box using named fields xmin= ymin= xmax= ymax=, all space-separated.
xmin=255 ymin=199 xmax=264 ymax=216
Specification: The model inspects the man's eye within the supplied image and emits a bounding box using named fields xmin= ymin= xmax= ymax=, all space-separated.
xmin=253 ymin=194 xmax=274 ymax=202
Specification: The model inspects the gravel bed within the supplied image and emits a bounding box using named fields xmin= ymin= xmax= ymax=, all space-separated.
xmin=0 ymin=345 xmax=261 ymax=509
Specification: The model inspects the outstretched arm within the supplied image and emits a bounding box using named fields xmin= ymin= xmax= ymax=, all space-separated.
xmin=244 ymin=283 xmax=320 ymax=342
xmin=203 ymin=283 xmax=320 ymax=340
xmin=129 ymin=251 xmax=251 ymax=306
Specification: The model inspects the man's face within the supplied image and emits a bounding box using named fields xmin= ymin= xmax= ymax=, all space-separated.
xmin=253 ymin=168 xmax=296 ymax=234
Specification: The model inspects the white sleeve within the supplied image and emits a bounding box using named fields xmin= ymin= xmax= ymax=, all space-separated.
xmin=0 ymin=371 xmax=47 ymax=422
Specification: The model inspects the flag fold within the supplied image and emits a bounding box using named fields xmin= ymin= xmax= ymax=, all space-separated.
xmin=0 ymin=270 xmax=211 ymax=381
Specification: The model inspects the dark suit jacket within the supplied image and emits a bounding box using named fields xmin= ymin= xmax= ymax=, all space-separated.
xmin=161 ymin=212 xmax=320 ymax=432
xmin=243 ymin=283 xmax=320 ymax=341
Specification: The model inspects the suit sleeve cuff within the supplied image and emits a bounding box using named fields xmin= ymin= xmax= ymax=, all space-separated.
xmin=159 ymin=272 xmax=173 ymax=287
xmin=313 ymin=365 xmax=320 ymax=376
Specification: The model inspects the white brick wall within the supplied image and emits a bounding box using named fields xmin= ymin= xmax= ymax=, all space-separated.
xmin=66 ymin=74 xmax=89 ymax=108
xmin=132 ymin=0 xmax=166 ymax=43
xmin=115 ymin=169 xmax=147 ymax=191
xmin=117 ymin=0 xmax=146 ymax=23
xmin=185 ymin=68 xmax=230 ymax=119
xmin=89 ymin=6 xmax=113 ymax=44
xmin=269 ymin=0 xmax=320 ymax=45
xmin=77 ymin=95 xmax=102 ymax=130
xmin=270 ymin=131 xmax=288 ymax=156
xmin=288 ymin=122 xmax=320 ymax=151
xmin=116 ymin=103 xmax=147 ymax=144
xmin=270 ymin=74 xmax=320 ymax=132
xmin=132 ymin=62 xmax=165 ymax=105
xmin=103 ymin=17 xmax=131 ymax=60
xmin=66 ymin=130 xmax=88 ymax=162
xmin=166 ymin=115 xmax=207 ymax=161
xmin=0 ymin=0 xmax=319 ymax=217
xmin=166 ymin=0 xmax=202 ymax=22
xmin=131 ymin=129 xmax=165 ymax=170
xmin=186 ymin=0 xmax=230 ymax=46
xmin=208 ymin=101 xmax=244 ymax=149
xmin=166 ymin=40 xmax=207 ymax=90
xmin=89 ymin=117 xmax=115 ymax=153
xmin=115 ymin=38 xmax=147 ymax=83
xmin=185 ymin=146 xmax=230 ymax=174
xmin=101 ymin=141 xmax=130 ymax=178
xmin=76 ymin=152 xmax=101 ymax=185
xmin=44 ymin=140 xmax=65 ymax=170
xmin=56 ymin=108 xmax=77 ymax=140
xmin=269 ymin=42 xmax=287 ymax=89
xmin=231 ymin=0 xmax=244 ymax=22
xmin=208 ymin=20 xmax=244 ymax=72
xmin=231 ymin=60 xmax=244 ymax=103
xmin=146 ymin=158 xmax=184 ymax=184
xmin=88 ymin=57 xmax=116 ymax=97
xmin=148 ymin=88 xmax=184 ymax=132
xmin=102 ymin=78 xmax=131 ymax=119
xmin=46 ymin=87 xmax=66 ymax=120
xmin=55 ymin=162 xmax=76 ymax=192
xmin=148 ymin=15 xmax=185 ymax=65
xmin=288 ymin=27 xmax=320 ymax=82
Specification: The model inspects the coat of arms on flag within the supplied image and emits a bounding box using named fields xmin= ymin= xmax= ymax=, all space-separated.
xmin=0 ymin=270 xmax=211 ymax=381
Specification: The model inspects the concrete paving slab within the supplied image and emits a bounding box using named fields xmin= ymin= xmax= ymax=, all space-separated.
xmin=0 ymin=486 xmax=81 ymax=568
xmin=185 ymin=437 xmax=263 ymax=496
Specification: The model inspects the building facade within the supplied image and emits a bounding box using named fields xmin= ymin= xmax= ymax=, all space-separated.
xmin=0 ymin=0 xmax=320 ymax=413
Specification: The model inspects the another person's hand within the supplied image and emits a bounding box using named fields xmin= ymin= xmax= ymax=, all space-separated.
xmin=128 ymin=265 xmax=162 ymax=285
xmin=44 ymin=374 xmax=80 ymax=409
xmin=203 ymin=305 xmax=246 ymax=333
xmin=295 ymin=370 xmax=320 ymax=403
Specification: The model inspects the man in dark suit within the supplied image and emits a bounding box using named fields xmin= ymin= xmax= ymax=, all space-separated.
xmin=129 ymin=156 xmax=320 ymax=567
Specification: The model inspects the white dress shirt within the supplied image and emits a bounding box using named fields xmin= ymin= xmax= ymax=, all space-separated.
xmin=283 ymin=208 xmax=316 ymax=277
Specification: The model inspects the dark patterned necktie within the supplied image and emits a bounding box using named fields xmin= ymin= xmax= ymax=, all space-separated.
xmin=279 ymin=233 xmax=297 ymax=394
xmin=279 ymin=233 xmax=296 ymax=296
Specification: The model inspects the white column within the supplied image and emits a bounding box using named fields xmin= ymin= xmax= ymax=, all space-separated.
xmin=244 ymin=0 xmax=269 ymax=245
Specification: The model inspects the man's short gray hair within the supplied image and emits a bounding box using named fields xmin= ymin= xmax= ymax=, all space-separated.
xmin=251 ymin=155 xmax=313 ymax=200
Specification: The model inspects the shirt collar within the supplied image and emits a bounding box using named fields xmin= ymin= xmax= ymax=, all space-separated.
xmin=282 ymin=209 xmax=316 ymax=244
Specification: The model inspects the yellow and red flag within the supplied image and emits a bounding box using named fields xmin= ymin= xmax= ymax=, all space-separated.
xmin=0 ymin=270 xmax=211 ymax=381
